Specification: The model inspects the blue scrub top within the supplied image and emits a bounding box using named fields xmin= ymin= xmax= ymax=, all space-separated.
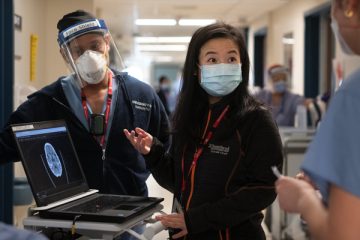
xmin=0 ymin=222 xmax=47 ymax=240
xmin=60 ymin=72 xmax=118 ymax=143
xmin=302 ymin=68 xmax=360 ymax=202
xmin=255 ymin=89 xmax=304 ymax=126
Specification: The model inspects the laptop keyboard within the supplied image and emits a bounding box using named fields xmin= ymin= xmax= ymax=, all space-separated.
xmin=65 ymin=195 xmax=135 ymax=213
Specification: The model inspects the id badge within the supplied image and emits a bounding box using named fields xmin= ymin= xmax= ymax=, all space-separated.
xmin=89 ymin=114 xmax=105 ymax=136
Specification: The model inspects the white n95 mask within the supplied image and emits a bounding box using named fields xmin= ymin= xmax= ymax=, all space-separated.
xmin=200 ymin=63 xmax=242 ymax=97
xmin=75 ymin=50 xmax=107 ymax=84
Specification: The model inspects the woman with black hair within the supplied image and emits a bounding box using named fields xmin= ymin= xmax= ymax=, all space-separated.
xmin=124 ymin=22 xmax=283 ymax=240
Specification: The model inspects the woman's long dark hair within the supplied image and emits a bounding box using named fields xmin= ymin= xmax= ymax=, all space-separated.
xmin=171 ymin=22 xmax=260 ymax=146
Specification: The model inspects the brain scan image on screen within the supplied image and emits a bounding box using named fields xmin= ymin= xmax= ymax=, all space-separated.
xmin=44 ymin=143 xmax=62 ymax=177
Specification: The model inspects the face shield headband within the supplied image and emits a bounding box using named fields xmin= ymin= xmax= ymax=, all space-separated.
xmin=58 ymin=19 xmax=108 ymax=47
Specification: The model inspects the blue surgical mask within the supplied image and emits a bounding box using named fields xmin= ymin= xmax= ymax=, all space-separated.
xmin=200 ymin=63 xmax=242 ymax=97
xmin=331 ymin=18 xmax=354 ymax=55
xmin=160 ymin=83 xmax=171 ymax=93
xmin=273 ymin=80 xmax=287 ymax=93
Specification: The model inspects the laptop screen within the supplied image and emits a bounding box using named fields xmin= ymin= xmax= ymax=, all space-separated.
xmin=12 ymin=121 xmax=89 ymax=206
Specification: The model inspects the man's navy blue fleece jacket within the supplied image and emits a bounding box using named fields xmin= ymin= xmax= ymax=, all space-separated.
xmin=0 ymin=72 xmax=170 ymax=196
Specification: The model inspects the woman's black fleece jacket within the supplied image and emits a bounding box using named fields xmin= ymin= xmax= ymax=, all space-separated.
xmin=145 ymin=99 xmax=283 ymax=240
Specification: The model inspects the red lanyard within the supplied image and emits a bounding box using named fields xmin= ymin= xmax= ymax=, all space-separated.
xmin=181 ymin=105 xmax=230 ymax=193
xmin=81 ymin=71 xmax=113 ymax=147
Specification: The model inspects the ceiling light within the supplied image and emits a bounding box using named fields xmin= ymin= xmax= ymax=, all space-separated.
xmin=178 ymin=19 xmax=216 ymax=26
xmin=282 ymin=37 xmax=295 ymax=45
xmin=154 ymin=56 xmax=174 ymax=62
xmin=138 ymin=45 xmax=187 ymax=52
xmin=135 ymin=36 xmax=191 ymax=43
xmin=135 ymin=19 xmax=177 ymax=26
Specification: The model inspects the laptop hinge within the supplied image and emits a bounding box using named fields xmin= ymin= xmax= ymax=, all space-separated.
xmin=32 ymin=189 xmax=99 ymax=211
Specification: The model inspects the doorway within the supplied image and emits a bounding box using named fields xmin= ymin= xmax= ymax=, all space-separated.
xmin=253 ymin=28 xmax=267 ymax=88
xmin=304 ymin=3 xmax=333 ymax=98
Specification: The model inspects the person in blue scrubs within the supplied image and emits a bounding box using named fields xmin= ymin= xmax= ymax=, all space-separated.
xmin=254 ymin=64 xmax=305 ymax=126
xmin=0 ymin=222 xmax=47 ymax=240
xmin=275 ymin=0 xmax=360 ymax=239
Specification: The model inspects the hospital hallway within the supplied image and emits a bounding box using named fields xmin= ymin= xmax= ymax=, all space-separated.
xmin=2 ymin=0 xmax=360 ymax=239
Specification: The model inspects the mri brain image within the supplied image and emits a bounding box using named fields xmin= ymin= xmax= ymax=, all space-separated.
xmin=44 ymin=143 xmax=62 ymax=177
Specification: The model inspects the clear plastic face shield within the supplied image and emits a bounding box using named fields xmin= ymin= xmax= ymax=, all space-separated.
xmin=58 ymin=19 xmax=126 ymax=88
xmin=330 ymin=4 xmax=360 ymax=88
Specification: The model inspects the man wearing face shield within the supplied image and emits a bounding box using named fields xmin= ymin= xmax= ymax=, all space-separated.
xmin=0 ymin=10 xmax=170 ymax=207
xmin=276 ymin=0 xmax=360 ymax=239
xmin=254 ymin=64 xmax=306 ymax=126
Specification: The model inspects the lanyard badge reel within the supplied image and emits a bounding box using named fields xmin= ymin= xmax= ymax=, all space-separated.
xmin=89 ymin=113 xmax=105 ymax=136
xmin=84 ymin=75 xmax=113 ymax=138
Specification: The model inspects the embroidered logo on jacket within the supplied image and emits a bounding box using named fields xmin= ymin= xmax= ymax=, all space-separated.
xmin=208 ymin=144 xmax=230 ymax=155
xmin=132 ymin=100 xmax=152 ymax=111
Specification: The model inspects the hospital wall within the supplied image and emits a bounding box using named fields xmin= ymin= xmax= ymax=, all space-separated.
xmin=14 ymin=0 xmax=94 ymax=106
xmin=14 ymin=0 xmax=46 ymax=92
xmin=248 ymin=0 xmax=329 ymax=95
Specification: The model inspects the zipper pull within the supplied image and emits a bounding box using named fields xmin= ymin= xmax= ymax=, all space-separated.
xmin=102 ymin=148 xmax=106 ymax=160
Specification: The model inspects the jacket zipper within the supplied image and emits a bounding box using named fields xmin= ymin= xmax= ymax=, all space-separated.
xmin=102 ymin=148 xmax=106 ymax=160
xmin=51 ymin=97 xmax=101 ymax=147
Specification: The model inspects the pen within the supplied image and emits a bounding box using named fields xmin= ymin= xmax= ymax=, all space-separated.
xmin=271 ymin=166 xmax=283 ymax=179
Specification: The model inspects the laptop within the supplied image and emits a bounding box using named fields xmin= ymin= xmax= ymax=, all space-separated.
xmin=11 ymin=120 xmax=163 ymax=223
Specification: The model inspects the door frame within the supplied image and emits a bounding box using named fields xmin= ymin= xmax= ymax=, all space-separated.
xmin=0 ymin=0 xmax=14 ymax=224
